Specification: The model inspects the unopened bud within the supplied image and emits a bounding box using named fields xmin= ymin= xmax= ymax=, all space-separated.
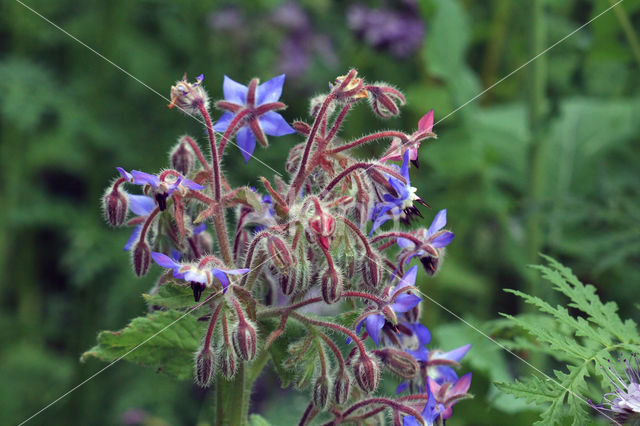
xmin=279 ymin=268 xmax=297 ymax=296
xmin=381 ymin=305 xmax=397 ymax=325
xmin=170 ymin=138 xmax=196 ymax=176
xmin=332 ymin=369 xmax=351 ymax=405
xmin=361 ymin=254 xmax=383 ymax=289
xmin=266 ymin=235 xmax=295 ymax=274
xmin=374 ymin=348 xmax=419 ymax=379
xmin=195 ymin=345 xmax=216 ymax=387
xmin=352 ymin=353 xmax=380 ymax=393
xmin=405 ymin=303 xmax=421 ymax=323
xmin=366 ymin=84 xmax=406 ymax=118
xmin=232 ymin=319 xmax=258 ymax=361
xmin=103 ymin=186 xmax=128 ymax=226
xmin=219 ymin=345 xmax=237 ymax=380
xmin=312 ymin=376 xmax=330 ymax=410
xmin=132 ymin=240 xmax=151 ymax=277
xmin=308 ymin=209 xmax=336 ymax=250
xmin=321 ymin=268 xmax=343 ymax=304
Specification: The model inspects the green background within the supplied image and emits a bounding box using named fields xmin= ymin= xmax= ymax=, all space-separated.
xmin=1 ymin=0 xmax=639 ymax=424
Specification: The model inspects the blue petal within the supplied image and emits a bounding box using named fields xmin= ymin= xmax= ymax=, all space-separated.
xmin=222 ymin=268 xmax=251 ymax=275
xmin=402 ymin=416 xmax=420 ymax=426
xmin=123 ymin=225 xmax=142 ymax=251
xmin=151 ymin=252 xmax=181 ymax=270
xmin=181 ymin=177 xmax=206 ymax=190
xmin=439 ymin=343 xmax=471 ymax=362
xmin=212 ymin=270 xmax=230 ymax=293
xmin=397 ymin=237 xmax=413 ymax=249
xmin=395 ymin=266 xmax=418 ymax=291
xmin=406 ymin=347 xmax=429 ymax=362
xmin=213 ymin=111 xmax=234 ymax=132
xmin=431 ymin=231 xmax=454 ymax=248
xmin=256 ymin=74 xmax=285 ymax=105
xmin=223 ymin=75 xmax=248 ymax=104
xmin=395 ymin=382 xmax=409 ymax=394
xmin=428 ymin=209 xmax=447 ymax=236
xmin=412 ymin=323 xmax=431 ymax=345
xmin=170 ymin=248 xmax=182 ymax=261
xmin=237 ymin=126 xmax=256 ymax=163
xmin=193 ymin=223 xmax=207 ymax=235
xmin=116 ymin=167 xmax=133 ymax=181
xmin=131 ymin=170 xmax=160 ymax=187
xmin=391 ymin=294 xmax=421 ymax=313
xmin=365 ymin=314 xmax=385 ymax=346
xmin=259 ymin=111 xmax=296 ymax=136
xmin=128 ymin=194 xmax=155 ymax=216
xmin=400 ymin=150 xmax=411 ymax=181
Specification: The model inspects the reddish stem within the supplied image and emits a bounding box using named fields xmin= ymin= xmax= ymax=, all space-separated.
xmin=218 ymin=108 xmax=250 ymax=156
xmin=139 ymin=207 xmax=161 ymax=241
xmin=203 ymin=302 xmax=224 ymax=349
xmin=197 ymin=104 xmax=222 ymax=201
xmin=370 ymin=232 xmax=424 ymax=247
xmin=290 ymin=312 xmax=367 ymax=358
xmin=112 ymin=177 xmax=127 ymax=191
xmin=322 ymin=103 xmax=351 ymax=148
xmin=182 ymin=135 xmax=210 ymax=171
xmin=320 ymin=163 xmax=406 ymax=199
xmin=340 ymin=398 xmax=424 ymax=423
xmin=326 ymin=131 xmax=408 ymax=155
xmin=337 ymin=216 xmax=374 ymax=255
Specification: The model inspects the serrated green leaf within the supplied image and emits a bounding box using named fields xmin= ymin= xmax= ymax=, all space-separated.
xmin=81 ymin=310 xmax=206 ymax=380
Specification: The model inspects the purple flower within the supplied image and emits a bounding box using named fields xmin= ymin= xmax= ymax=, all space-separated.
xmin=427 ymin=344 xmax=472 ymax=384
xmin=370 ymin=151 xmax=427 ymax=234
xmin=402 ymin=383 xmax=444 ymax=426
xmin=355 ymin=266 xmax=422 ymax=346
xmin=590 ymin=354 xmax=640 ymax=423
xmin=117 ymin=168 xmax=204 ymax=211
xmin=151 ymin=252 xmax=249 ymax=299
xmin=397 ymin=209 xmax=454 ymax=274
xmin=214 ymin=75 xmax=295 ymax=163
xmin=428 ymin=373 xmax=472 ymax=420
xmin=123 ymin=194 xmax=155 ymax=251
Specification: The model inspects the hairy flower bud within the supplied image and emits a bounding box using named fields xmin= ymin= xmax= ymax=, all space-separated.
xmin=266 ymin=235 xmax=295 ymax=274
xmin=170 ymin=137 xmax=196 ymax=176
xmin=103 ymin=186 xmax=128 ymax=226
xmin=232 ymin=319 xmax=258 ymax=361
xmin=132 ymin=240 xmax=151 ymax=277
xmin=366 ymin=83 xmax=406 ymax=118
xmin=332 ymin=369 xmax=351 ymax=405
xmin=308 ymin=207 xmax=336 ymax=250
xmin=168 ymin=73 xmax=209 ymax=114
xmin=420 ymin=247 xmax=444 ymax=276
xmin=219 ymin=345 xmax=237 ymax=380
xmin=352 ymin=353 xmax=380 ymax=393
xmin=361 ymin=253 xmax=383 ymax=289
xmin=321 ymin=267 xmax=343 ymax=304
xmin=312 ymin=375 xmax=330 ymax=410
xmin=195 ymin=345 xmax=216 ymax=387
xmin=374 ymin=348 xmax=419 ymax=379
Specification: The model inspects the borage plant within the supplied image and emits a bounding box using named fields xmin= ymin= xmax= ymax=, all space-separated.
xmin=84 ymin=69 xmax=472 ymax=425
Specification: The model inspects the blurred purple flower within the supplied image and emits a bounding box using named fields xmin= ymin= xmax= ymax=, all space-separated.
xmin=347 ymin=2 xmax=425 ymax=58
xmin=402 ymin=384 xmax=444 ymax=426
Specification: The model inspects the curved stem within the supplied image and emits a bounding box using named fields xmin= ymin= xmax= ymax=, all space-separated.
xmin=370 ymin=232 xmax=423 ymax=247
xmin=182 ymin=135 xmax=211 ymax=171
xmin=340 ymin=398 xmax=424 ymax=424
xmin=218 ymin=108 xmax=250 ymax=156
xmin=112 ymin=176 xmax=127 ymax=191
xmin=290 ymin=312 xmax=367 ymax=358
xmin=203 ymin=302 xmax=224 ymax=349
xmin=317 ymin=331 xmax=346 ymax=371
xmin=320 ymin=163 xmax=406 ymax=199
xmin=257 ymin=296 xmax=324 ymax=318
xmin=337 ymin=216 xmax=373 ymax=255
xmin=139 ymin=207 xmax=161 ymax=241
xmin=327 ymin=131 xmax=408 ymax=155
xmin=322 ymin=104 xmax=351 ymax=148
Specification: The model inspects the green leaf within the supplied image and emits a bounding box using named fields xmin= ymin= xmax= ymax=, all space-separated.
xmin=142 ymin=283 xmax=202 ymax=310
xmin=496 ymin=257 xmax=640 ymax=425
xmin=249 ymin=414 xmax=272 ymax=426
xmin=81 ymin=310 xmax=206 ymax=381
xmin=258 ymin=317 xmax=305 ymax=389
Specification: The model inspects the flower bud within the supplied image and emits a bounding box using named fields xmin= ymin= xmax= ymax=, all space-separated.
xmin=374 ymin=348 xmax=419 ymax=379
xmin=219 ymin=345 xmax=237 ymax=380
xmin=366 ymin=84 xmax=406 ymax=118
xmin=232 ymin=319 xmax=258 ymax=361
xmin=381 ymin=305 xmax=398 ymax=326
xmin=132 ymin=240 xmax=151 ymax=277
xmin=352 ymin=353 xmax=380 ymax=393
xmin=170 ymin=138 xmax=196 ymax=176
xmin=332 ymin=369 xmax=351 ymax=405
xmin=266 ymin=235 xmax=295 ymax=274
xmin=361 ymin=254 xmax=383 ymax=289
xmin=168 ymin=73 xmax=209 ymax=115
xmin=308 ymin=208 xmax=336 ymax=250
xmin=103 ymin=186 xmax=128 ymax=226
xmin=312 ymin=376 xmax=330 ymax=410
xmin=195 ymin=345 xmax=216 ymax=387
xmin=279 ymin=267 xmax=297 ymax=296
xmin=321 ymin=268 xmax=343 ymax=304
xmin=404 ymin=303 xmax=421 ymax=323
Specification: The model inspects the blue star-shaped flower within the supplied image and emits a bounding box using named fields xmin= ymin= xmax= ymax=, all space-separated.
xmin=214 ymin=75 xmax=295 ymax=163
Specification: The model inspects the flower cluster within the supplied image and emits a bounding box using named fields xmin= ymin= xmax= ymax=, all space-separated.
xmin=102 ymin=70 xmax=471 ymax=424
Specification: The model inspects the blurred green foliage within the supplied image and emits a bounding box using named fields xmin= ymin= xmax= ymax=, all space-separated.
xmin=1 ymin=0 xmax=639 ymax=424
